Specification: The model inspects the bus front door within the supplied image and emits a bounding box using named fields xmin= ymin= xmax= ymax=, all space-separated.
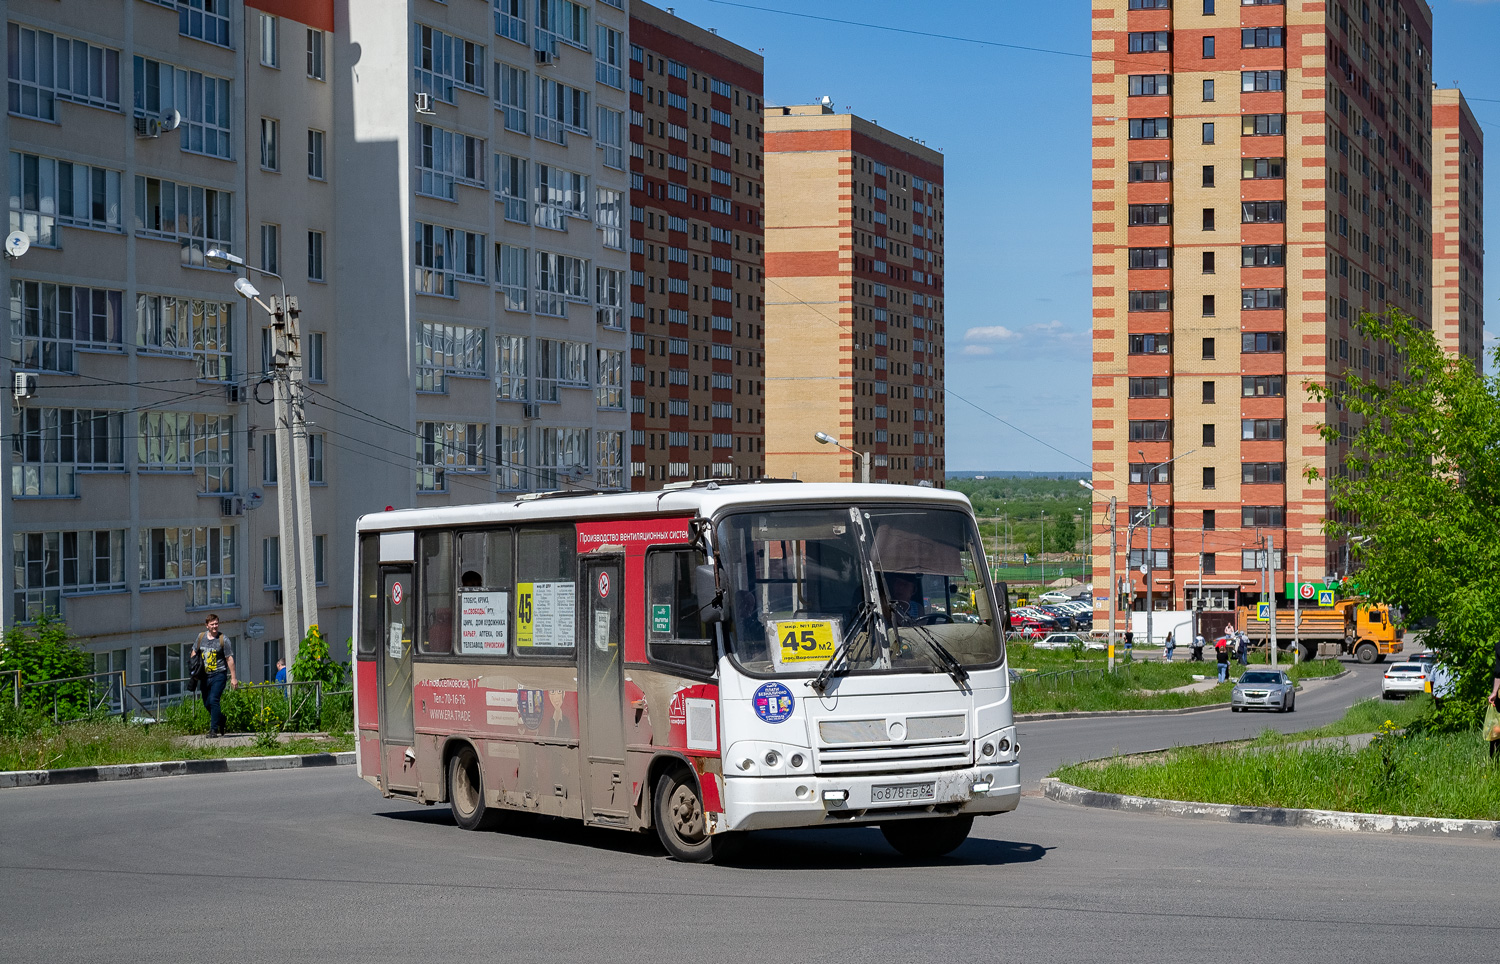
xmin=580 ymin=555 xmax=628 ymax=824
xmin=380 ymin=567 xmax=417 ymax=793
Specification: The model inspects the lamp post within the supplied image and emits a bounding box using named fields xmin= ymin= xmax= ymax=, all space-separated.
xmin=206 ymin=248 xmax=319 ymax=668
xmin=1080 ymin=478 xmax=1118 ymax=672
xmin=813 ymin=431 xmax=870 ymax=483
xmin=1134 ymin=448 xmax=1196 ymax=652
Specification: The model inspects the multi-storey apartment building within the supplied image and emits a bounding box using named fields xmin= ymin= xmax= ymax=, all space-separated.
xmin=1432 ymin=87 xmax=1483 ymax=371
xmin=4 ymin=0 xmax=339 ymax=690
xmin=1090 ymin=0 xmax=1438 ymax=621
xmin=5 ymin=0 xmax=634 ymax=688
xmin=627 ymin=3 xmax=765 ymax=488
xmin=762 ymin=104 xmax=945 ymax=485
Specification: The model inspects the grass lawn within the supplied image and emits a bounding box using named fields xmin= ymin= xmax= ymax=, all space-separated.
xmin=1010 ymin=647 xmax=1341 ymax=715
xmin=0 ymin=718 xmax=353 ymax=772
xmin=1053 ymin=696 xmax=1500 ymax=821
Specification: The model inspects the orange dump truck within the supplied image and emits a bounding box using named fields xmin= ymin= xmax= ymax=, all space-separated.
xmin=1234 ymin=599 xmax=1403 ymax=664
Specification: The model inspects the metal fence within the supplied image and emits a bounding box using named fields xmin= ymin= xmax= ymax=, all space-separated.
xmin=16 ymin=670 xmax=349 ymax=732
xmin=1010 ymin=666 xmax=1112 ymax=691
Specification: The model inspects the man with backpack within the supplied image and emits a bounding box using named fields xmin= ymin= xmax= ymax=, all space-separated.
xmin=1214 ymin=635 xmax=1231 ymax=682
xmin=191 ymin=613 xmax=238 ymax=738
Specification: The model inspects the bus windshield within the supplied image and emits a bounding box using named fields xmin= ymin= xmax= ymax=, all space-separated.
xmin=716 ymin=505 xmax=1004 ymax=677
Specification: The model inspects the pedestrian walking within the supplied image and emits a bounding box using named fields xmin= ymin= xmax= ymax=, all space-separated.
xmin=1236 ymin=631 xmax=1249 ymax=666
xmin=1123 ymin=631 xmax=1134 ymax=661
xmin=1192 ymin=632 xmax=1205 ymax=662
xmin=274 ymin=657 xmax=289 ymax=697
xmin=1214 ymin=636 xmax=1230 ymax=682
xmin=1487 ymin=640 xmax=1500 ymax=760
xmin=1163 ymin=631 xmax=1174 ymax=662
xmin=192 ymin=613 xmax=237 ymax=737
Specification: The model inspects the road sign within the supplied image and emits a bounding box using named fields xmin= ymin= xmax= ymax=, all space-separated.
xmin=1300 ymin=583 xmax=1316 ymax=600
xmin=1257 ymin=602 xmax=1270 ymax=622
xmin=1317 ymin=589 xmax=1336 ymax=607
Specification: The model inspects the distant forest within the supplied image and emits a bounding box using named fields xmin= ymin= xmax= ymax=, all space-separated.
xmin=947 ymin=476 xmax=1091 ymax=558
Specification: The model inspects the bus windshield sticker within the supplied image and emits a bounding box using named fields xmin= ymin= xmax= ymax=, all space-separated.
xmin=459 ymin=591 xmax=509 ymax=655
xmin=752 ymin=681 xmax=794 ymax=724
xmin=594 ymin=609 xmax=611 ymax=652
xmin=516 ymin=581 xmax=578 ymax=649
xmin=388 ymin=622 xmax=404 ymax=659
xmin=773 ymin=619 xmax=838 ymax=665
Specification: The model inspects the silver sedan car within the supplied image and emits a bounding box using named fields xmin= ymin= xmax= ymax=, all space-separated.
xmin=1230 ymin=670 xmax=1296 ymax=713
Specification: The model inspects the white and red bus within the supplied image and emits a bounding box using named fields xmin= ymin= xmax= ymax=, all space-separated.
xmin=354 ymin=481 xmax=1019 ymax=861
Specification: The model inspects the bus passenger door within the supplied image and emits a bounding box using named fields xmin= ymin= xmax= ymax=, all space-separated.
xmin=580 ymin=555 xmax=628 ymax=824
xmin=380 ymin=567 xmax=418 ymax=792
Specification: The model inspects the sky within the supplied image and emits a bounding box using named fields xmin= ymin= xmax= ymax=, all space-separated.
xmin=661 ymin=0 xmax=1500 ymax=472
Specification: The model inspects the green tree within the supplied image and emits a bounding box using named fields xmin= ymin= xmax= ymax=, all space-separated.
xmin=1047 ymin=515 xmax=1079 ymax=554
xmin=0 ymin=613 xmax=94 ymax=717
xmin=1306 ymin=308 xmax=1500 ymax=731
xmin=290 ymin=624 xmax=348 ymax=690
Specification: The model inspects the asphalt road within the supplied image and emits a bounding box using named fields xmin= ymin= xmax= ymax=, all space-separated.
xmin=4 ymin=660 xmax=1495 ymax=964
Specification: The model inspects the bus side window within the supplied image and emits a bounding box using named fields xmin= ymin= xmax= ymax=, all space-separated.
xmin=514 ymin=526 xmax=578 ymax=656
xmin=358 ymin=533 xmax=381 ymax=656
xmin=646 ymin=549 xmax=716 ymax=676
xmin=456 ymin=529 xmax=514 ymax=657
xmin=419 ymin=530 xmax=454 ymax=654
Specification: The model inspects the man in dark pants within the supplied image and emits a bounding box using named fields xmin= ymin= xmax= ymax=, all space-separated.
xmin=193 ymin=614 xmax=238 ymax=737
xmin=1214 ymin=636 xmax=1231 ymax=683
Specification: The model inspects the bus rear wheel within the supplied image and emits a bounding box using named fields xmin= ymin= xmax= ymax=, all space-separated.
xmin=448 ymin=746 xmax=500 ymax=832
xmin=653 ymin=769 xmax=738 ymax=863
xmin=880 ymin=814 xmax=974 ymax=859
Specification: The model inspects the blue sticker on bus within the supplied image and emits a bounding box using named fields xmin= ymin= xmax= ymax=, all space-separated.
xmin=752 ymin=681 xmax=794 ymax=724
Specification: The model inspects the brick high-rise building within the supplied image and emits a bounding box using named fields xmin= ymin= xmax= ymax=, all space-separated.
xmin=763 ymin=104 xmax=945 ymax=485
xmin=1089 ymin=0 xmax=1436 ymax=625
xmin=1432 ymin=87 xmax=1484 ymax=371
xmin=627 ymin=3 xmax=765 ymax=488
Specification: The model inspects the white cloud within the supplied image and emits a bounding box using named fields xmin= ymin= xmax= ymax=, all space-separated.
xmin=962 ymin=344 xmax=995 ymax=356
xmin=964 ymin=325 xmax=1021 ymax=343
xmin=1027 ymin=320 xmax=1064 ymax=333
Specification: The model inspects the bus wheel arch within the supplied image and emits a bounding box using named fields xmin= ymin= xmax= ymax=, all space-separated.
xmin=444 ymin=739 xmax=501 ymax=831
xmin=649 ymin=756 xmax=739 ymax=863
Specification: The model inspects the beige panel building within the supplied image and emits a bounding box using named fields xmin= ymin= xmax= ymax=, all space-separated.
xmin=1090 ymin=0 xmax=1438 ymax=629
xmin=1432 ymin=88 xmax=1484 ymax=371
xmin=762 ymin=104 xmax=945 ymax=485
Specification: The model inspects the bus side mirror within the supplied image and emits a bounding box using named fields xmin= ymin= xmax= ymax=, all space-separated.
xmin=694 ymin=564 xmax=725 ymax=624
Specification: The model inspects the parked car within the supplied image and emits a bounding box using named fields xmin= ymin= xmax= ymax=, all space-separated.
xmin=1033 ymin=632 xmax=1087 ymax=651
xmin=1381 ymin=662 xmax=1428 ymax=700
xmin=1230 ymin=670 xmax=1296 ymax=713
xmin=1038 ymin=590 xmax=1073 ymax=604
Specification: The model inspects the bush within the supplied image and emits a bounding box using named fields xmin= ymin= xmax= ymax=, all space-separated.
xmin=1 ymin=614 xmax=95 ymax=720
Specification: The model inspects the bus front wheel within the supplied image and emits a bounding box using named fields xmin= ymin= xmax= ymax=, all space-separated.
xmin=448 ymin=746 xmax=501 ymax=832
xmin=1355 ymin=642 xmax=1378 ymax=664
xmin=653 ymin=769 xmax=738 ymax=863
xmin=880 ymin=814 xmax=974 ymax=859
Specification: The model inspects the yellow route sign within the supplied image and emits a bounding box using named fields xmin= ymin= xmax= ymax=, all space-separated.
xmin=775 ymin=620 xmax=836 ymax=664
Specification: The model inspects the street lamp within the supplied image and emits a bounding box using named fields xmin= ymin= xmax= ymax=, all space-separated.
xmin=813 ymin=431 xmax=870 ymax=483
xmin=206 ymin=248 xmax=319 ymax=669
xmin=1080 ymin=478 xmax=1120 ymax=672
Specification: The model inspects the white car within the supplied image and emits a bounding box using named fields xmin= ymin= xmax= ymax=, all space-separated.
xmin=1033 ymin=632 xmax=1086 ymax=650
xmin=1038 ymin=590 xmax=1073 ymax=604
xmin=1381 ymin=662 xmax=1428 ymax=699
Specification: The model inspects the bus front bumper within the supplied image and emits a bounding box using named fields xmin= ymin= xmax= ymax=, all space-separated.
xmin=719 ymin=762 xmax=1021 ymax=833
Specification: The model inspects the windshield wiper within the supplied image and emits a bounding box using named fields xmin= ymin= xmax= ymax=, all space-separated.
xmin=896 ymin=617 xmax=971 ymax=688
xmin=811 ymin=598 xmax=877 ymax=694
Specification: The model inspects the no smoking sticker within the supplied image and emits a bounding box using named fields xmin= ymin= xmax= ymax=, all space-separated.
xmin=391 ymin=582 xmax=403 ymax=605
xmin=597 ymin=571 xmax=610 ymax=599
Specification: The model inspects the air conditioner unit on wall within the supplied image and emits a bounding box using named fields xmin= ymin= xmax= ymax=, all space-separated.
xmin=225 ymin=383 xmax=242 ymax=403
xmin=522 ymin=403 xmax=540 ymax=419
xmin=220 ymin=497 xmax=243 ymax=517
xmin=13 ymin=372 xmax=38 ymax=400
xmin=134 ymin=116 xmax=162 ymax=138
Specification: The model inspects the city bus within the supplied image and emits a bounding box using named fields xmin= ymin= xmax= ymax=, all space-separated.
xmin=353 ymin=480 xmax=1019 ymax=862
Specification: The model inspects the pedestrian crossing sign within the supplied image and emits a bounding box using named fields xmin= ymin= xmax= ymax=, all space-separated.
xmin=1317 ymin=589 xmax=1336 ymax=607
xmin=1257 ymin=602 xmax=1270 ymax=622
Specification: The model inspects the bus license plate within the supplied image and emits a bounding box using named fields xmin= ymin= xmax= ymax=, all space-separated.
xmin=870 ymin=782 xmax=935 ymax=803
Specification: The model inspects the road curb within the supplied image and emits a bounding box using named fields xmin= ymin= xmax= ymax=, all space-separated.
xmin=1040 ymin=776 xmax=1500 ymax=838
xmin=1016 ymin=668 xmax=1349 ymax=722
xmin=0 ymin=751 xmax=355 ymax=790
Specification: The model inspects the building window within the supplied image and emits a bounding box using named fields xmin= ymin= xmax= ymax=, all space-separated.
xmin=1128 ymin=118 xmax=1171 ymax=139
xmin=495 ymin=335 xmax=527 ymax=401
xmin=7 ymin=24 xmax=122 ymax=120
xmin=1241 ymin=70 xmax=1284 ymax=92
xmin=259 ymin=13 xmax=278 ymax=66
xmin=1242 ymin=288 xmax=1284 ymax=310
xmin=1202 ymin=208 xmax=1215 ymax=231
xmin=1128 ymin=377 xmax=1170 ymax=398
xmin=496 ymin=244 xmax=528 ymax=311
xmin=1202 ymin=293 xmax=1215 ymax=316
xmin=1128 ymin=161 xmax=1171 ymax=183
xmin=1127 ymin=333 xmax=1170 ymax=354
xmin=596 ymin=431 xmax=623 ymax=489
xmin=132 ymin=58 xmax=233 ymax=159
xmin=1241 ymin=201 xmax=1285 ymax=223
xmin=1242 ymin=506 xmax=1285 ymax=527
xmin=1128 ymin=32 xmax=1170 ymax=53
xmin=1202 ymin=466 xmax=1215 ymax=490
xmin=416 ymin=124 xmax=485 ymax=200
xmin=1202 ymin=337 xmax=1214 ymax=360
xmin=417 ymin=422 xmax=486 ymax=492
xmin=1127 ymin=204 xmax=1171 ymax=225
xmin=1242 ymin=114 xmax=1284 ymax=136
xmin=9 ymin=152 xmax=124 ymax=247
xmin=1129 ymin=506 xmax=1171 ymax=528
xmin=596 ymin=267 xmax=624 ymax=329
xmin=134 ymin=176 xmax=233 ymax=259
xmin=1242 ymin=244 xmax=1284 ymax=266
xmin=1241 ymin=332 xmax=1284 ymax=353
xmin=495 ymin=425 xmax=527 ymax=491
xmin=1202 ymin=380 xmax=1215 ymax=404
xmin=1202 ymin=122 xmax=1214 ymax=144
xmin=260 ymin=223 xmax=279 ymax=276
xmin=1241 ymin=419 xmax=1285 ymax=441
xmin=496 ymin=0 xmax=528 ymax=44
xmin=1202 ymin=79 xmax=1214 ymax=101
xmin=1128 ymin=248 xmax=1171 ymax=269
xmin=1242 ymin=375 xmax=1284 ymax=397
xmin=306 ymin=28 xmax=326 ymax=80
xmin=1242 ymin=549 xmax=1283 ymax=571
xmin=1242 ymin=157 xmax=1284 ymax=180
xmin=497 ymin=64 xmax=528 ymax=133
xmin=596 ymin=107 xmax=624 ymax=169
xmin=11 ymin=409 xmax=124 ymax=497
xmin=139 ymin=412 xmax=235 ymax=492
xmin=1202 ymin=36 xmax=1215 ymax=58
xmin=1128 ymin=420 xmax=1170 ymax=442
xmin=135 ymin=294 xmax=232 ymax=380
xmin=413 ymin=24 xmax=484 ymax=104
xmin=414 ymin=222 xmax=485 ymax=296
xmin=1127 ymin=74 xmax=1169 ymax=96
xmin=596 ymin=349 xmax=624 ymax=410
xmin=10 ymin=281 xmax=124 ymax=373
xmin=1201 ymin=553 xmax=1216 ymax=575
xmin=595 ymin=26 xmax=622 ymax=88
xmin=12 ymin=529 xmax=127 ymax=621
xmin=263 ymin=536 xmax=281 ymax=590
xmin=1243 ymin=462 xmax=1285 ymax=484
xmin=1129 ymin=463 xmax=1169 ymax=484
xmin=1202 ymin=423 xmax=1216 ymax=447
xmin=307 ymin=129 xmax=326 ymax=179
xmin=535 ymin=427 xmax=589 ymax=490
xmin=259 ymin=118 xmax=279 ymax=171
xmin=1203 ymin=509 xmax=1215 ymax=530
xmin=307 ymin=231 xmax=324 ymax=281
xmin=595 ymin=187 xmax=623 ymax=248
xmin=1128 ymin=291 xmax=1170 ymax=312
xmin=307 ymin=331 xmax=325 ymax=382
xmin=140 ymin=525 xmax=237 ymax=607
xmin=416 ymin=322 xmax=486 ymax=392
xmin=535 ymin=76 xmax=589 ymax=144
xmin=1241 ymin=27 xmax=1284 ymax=48
xmin=1128 ymin=549 xmax=1170 ymax=570
xmin=308 ymin=434 xmax=325 ymax=485
xmin=1203 ymin=251 xmax=1215 ymax=274
xmin=535 ymin=338 xmax=589 ymax=401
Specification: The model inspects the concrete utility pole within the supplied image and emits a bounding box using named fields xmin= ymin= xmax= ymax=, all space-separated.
xmin=1293 ymin=553 xmax=1301 ymax=665
xmin=1268 ymin=534 xmax=1278 ymax=667
xmin=1080 ymin=479 xmax=1118 ymax=672
xmin=282 ymin=299 xmax=320 ymax=651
